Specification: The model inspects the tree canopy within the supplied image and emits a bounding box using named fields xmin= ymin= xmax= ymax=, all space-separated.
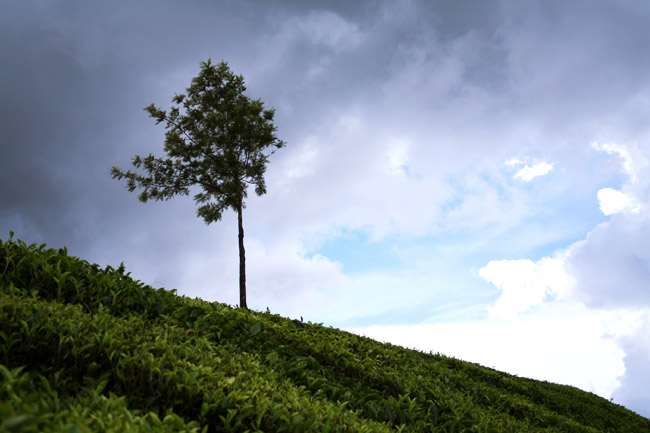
xmin=112 ymin=60 xmax=285 ymax=309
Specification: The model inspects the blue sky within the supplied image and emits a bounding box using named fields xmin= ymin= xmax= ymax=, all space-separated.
xmin=2 ymin=0 xmax=650 ymax=418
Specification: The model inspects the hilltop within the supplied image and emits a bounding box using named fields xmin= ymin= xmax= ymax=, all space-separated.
xmin=1 ymin=235 xmax=648 ymax=432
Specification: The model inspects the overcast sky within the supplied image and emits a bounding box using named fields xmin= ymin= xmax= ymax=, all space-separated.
xmin=2 ymin=0 xmax=650 ymax=418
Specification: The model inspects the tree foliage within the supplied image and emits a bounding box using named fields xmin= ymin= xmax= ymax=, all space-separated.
xmin=112 ymin=60 xmax=284 ymax=308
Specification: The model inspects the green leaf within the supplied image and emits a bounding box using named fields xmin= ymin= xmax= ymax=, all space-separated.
xmin=249 ymin=323 xmax=262 ymax=336
xmin=0 ymin=415 xmax=39 ymax=432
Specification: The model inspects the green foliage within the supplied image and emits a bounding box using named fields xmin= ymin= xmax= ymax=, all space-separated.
xmin=111 ymin=59 xmax=285 ymax=309
xmin=0 ymin=232 xmax=177 ymax=319
xmin=110 ymin=59 xmax=284 ymax=224
xmin=1 ymin=234 xmax=649 ymax=432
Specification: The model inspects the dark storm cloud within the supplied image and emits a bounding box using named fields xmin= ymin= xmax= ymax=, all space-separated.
xmin=499 ymin=0 xmax=650 ymax=123
xmin=2 ymin=0 xmax=649 ymax=287
xmin=0 ymin=0 xmax=647 ymax=290
xmin=0 ymin=0 xmax=264 ymax=247
xmin=242 ymin=0 xmax=508 ymax=130
xmin=0 ymin=3 xmax=110 ymax=241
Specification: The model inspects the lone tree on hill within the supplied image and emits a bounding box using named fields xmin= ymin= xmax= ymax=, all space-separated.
xmin=112 ymin=60 xmax=285 ymax=309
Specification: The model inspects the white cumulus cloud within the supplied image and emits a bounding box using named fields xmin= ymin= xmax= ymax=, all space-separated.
xmin=478 ymin=255 xmax=574 ymax=319
xmin=597 ymin=188 xmax=640 ymax=216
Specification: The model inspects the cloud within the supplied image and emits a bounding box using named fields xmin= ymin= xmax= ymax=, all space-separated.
xmin=247 ymin=239 xmax=350 ymax=312
xmin=597 ymin=188 xmax=640 ymax=216
xmin=566 ymin=142 xmax=650 ymax=309
xmin=351 ymin=302 xmax=628 ymax=399
xmin=591 ymin=142 xmax=647 ymax=217
xmin=505 ymin=158 xmax=555 ymax=182
xmin=592 ymin=142 xmax=636 ymax=179
xmin=386 ymin=139 xmax=410 ymax=175
xmin=611 ymin=312 xmax=650 ymax=416
xmin=478 ymin=255 xmax=573 ymax=319
xmin=514 ymin=162 xmax=554 ymax=182
xmin=566 ymin=215 xmax=650 ymax=309
xmin=480 ymin=141 xmax=650 ymax=416
xmin=296 ymin=11 xmax=364 ymax=51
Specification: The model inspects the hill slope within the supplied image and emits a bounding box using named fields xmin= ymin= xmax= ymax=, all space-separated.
xmin=1 ymin=235 xmax=648 ymax=433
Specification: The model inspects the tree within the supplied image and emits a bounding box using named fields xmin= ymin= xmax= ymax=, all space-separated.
xmin=111 ymin=60 xmax=284 ymax=309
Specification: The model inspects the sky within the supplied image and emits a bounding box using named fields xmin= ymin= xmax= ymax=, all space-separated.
xmin=1 ymin=0 xmax=650 ymax=418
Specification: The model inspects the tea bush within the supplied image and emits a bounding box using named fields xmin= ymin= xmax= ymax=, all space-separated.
xmin=1 ymin=235 xmax=649 ymax=432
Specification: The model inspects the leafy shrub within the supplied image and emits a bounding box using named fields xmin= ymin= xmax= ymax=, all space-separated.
xmin=1 ymin=234 xmax=649 ymax=433
xmin=0 ymin=233 xmax=178 ymax=318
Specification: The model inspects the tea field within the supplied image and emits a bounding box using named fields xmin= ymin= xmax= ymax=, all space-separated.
xmin=1 ymin=234 xmax=649 ymax=432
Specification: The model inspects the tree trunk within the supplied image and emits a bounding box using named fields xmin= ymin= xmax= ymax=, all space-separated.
xmin=237 ymin=202 xmax=247 ymax=309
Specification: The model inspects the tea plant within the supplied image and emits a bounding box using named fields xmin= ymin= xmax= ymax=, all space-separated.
xmin=1 ymin=234 xmax=649 ymax=432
